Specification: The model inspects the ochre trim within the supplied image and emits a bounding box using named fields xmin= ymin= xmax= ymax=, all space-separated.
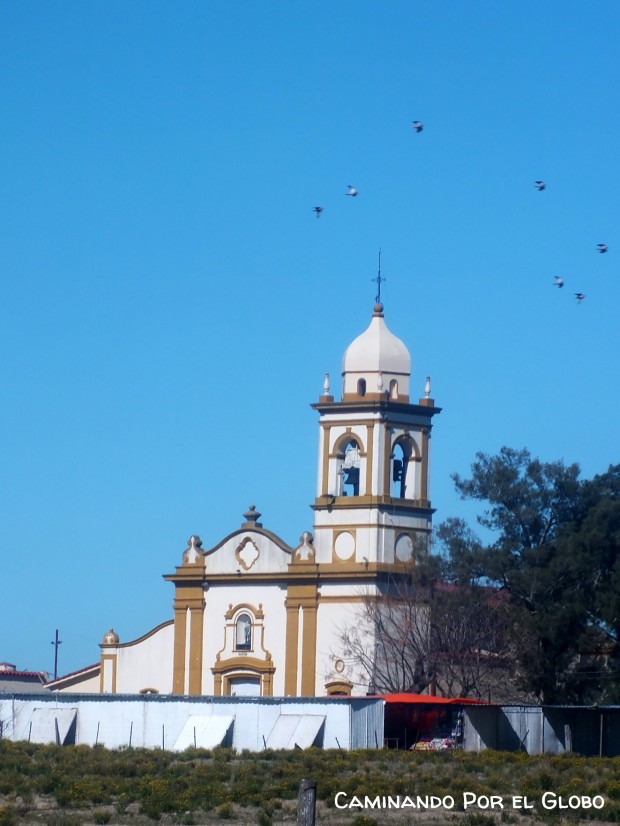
xmin=212 ymin=655 xmax=275 ymax=697
xmin=192 ymin=557 xmax=429 ymax=584
xmin=285 ymin=582 xmax=319 ymax=696
xmin=100 ymin=654 xmax=117 ymax=694
xmin=284 ymin=601 xmax=300 ymax=695
xmin=365 ymin=422 xmax=374 ymax=495
xmin=313 ymin=494 xmax=435 ymax=511
xmin=325 ymin=679 xmax=353 ymax=696
xmin=420 ymin=426 xmax=430 ymax=501
xmin=392 ymin=432 xmax=421 ymax=460
xmin=342 ymin=391 xmax=409 ymax=403
xmin=224 ymin=602 xmax=264 ymax=621
xmin=285 ymin=584 xmax=319 ymax=696
xmin=383 ymin=423 xmax=391 ymax=496
xmin=301 ymin=599 xmax=318 ymax=695
xmin=172 ymin=607 xmax=187 ymax=693
xmin=189 ymin=606 xmax=204 ymax=694
xmin=329 ymin=430 xmax=366 ymax=457
xmin=172 ymin=584 xmax=205 ymax=695
xmin=321 ymin=424 xmax=331 ymax=496
xmin=332 ymin=528 xmax=356 ymax=563
xmin=314 ymin=521 xmax=432 ymax=532
xmin=312 ymin=400 xmax=441 ymax=417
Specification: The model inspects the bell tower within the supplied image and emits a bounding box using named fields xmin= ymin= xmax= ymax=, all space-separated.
xmin=311 ymin=302 xmax=440 ymax=568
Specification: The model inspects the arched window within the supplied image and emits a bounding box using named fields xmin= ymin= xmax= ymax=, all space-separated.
xmin=235 ymin=613 xmax=252 ymax=651
xmin=357 ymin=378 xmax=366 ymax=397
xmin=391 ymin=442 xmax=412 ymax=492
xmin=338 ymin=439 xmax=361 ymax=496
xmin=389 ymin=379 xmax=398 ymax=399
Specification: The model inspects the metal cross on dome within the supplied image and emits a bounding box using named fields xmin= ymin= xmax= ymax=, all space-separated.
xmin=372 ymin=249 xmax=386 ymax=304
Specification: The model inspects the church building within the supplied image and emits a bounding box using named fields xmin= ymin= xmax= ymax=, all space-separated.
xmin=49 ymin=302 xmax=440 ymax=698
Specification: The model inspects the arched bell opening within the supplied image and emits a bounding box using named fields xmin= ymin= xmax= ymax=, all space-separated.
xmin=335 ymin=436 xmax=363 ymax=497
xmin=390 ymin=436 xmax=419 ymax=499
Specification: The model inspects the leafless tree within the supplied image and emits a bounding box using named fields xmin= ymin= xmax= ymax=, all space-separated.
xmin=341 ymin=570 xmax=525 ymax=702
xmin=341 ymin=578 xmax=433 ymax=693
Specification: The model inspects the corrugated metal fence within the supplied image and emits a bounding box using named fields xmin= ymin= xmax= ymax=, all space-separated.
xmin=0 ymin=693 xmax=384 ymax=751
xmin=464 ymin=705 xmax=620 ymax=755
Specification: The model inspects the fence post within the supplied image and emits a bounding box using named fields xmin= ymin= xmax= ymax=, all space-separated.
xmin=297 ymin=779 xmax=317 ymax=826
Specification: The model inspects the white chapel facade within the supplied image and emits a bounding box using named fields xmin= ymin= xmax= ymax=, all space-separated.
xmin=50 ymin=302 xmax=440 ymax=697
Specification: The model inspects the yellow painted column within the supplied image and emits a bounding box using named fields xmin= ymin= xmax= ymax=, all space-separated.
xmin=420 ymin=426 xmax=430 ymax=502
xmin=188 ymin=599 xmax=205 ymax=695
xmin=172 ymin=585 xmax=205 ymax=694
xmin=300 ymin=600 xmax=318 ymax=695
xmin=284 ymin=601 xmax=300 ymax=695
xmin=321 ymin=424 xmax=331 ymax=496
xmin=365 ymin=422 xmax=374 ymax=496
xmin=172 ymin=602 xmax=187 ymax=694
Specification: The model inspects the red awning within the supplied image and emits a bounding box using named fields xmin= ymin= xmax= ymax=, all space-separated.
xmin=383 ymin=692 xmax=485 ymax=705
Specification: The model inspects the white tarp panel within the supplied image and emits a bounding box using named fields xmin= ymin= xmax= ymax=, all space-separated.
xmin=22 ymin=707 xmax=77 ymax=745
xmin=173 ymin=715 xmax=234 ymax=751
xmin=266 ymin=714 xmax=326 ymax=749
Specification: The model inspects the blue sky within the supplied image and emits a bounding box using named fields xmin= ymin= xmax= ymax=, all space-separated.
xmin=2 ymin=1 xmax=619 ymax=677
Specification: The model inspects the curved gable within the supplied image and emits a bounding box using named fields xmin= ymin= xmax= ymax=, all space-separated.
xmin=203 ymin=528 xmax=292 ymax=575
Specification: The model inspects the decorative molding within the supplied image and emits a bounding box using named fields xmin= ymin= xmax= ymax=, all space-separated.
xmin=235 ymin=536 xmax=260 ymax=570
xmin=333 ymin=529 xmax=356 ymax=562
xmin=182 ymin=535 xmax=204 ymax=565
xmin=325 ymin=679 xmax=353 ymax=696
xmin=224 ymin=602 xmax=264 ymax=621
xmin=292 ymin=531 xmax=316 ymax=564
xmin=212 ymin=655 xmax=275 ymax=697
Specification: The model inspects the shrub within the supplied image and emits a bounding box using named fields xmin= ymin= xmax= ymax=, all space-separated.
xmin=45 ymin=817 xmax=84 ymax=826
xmin=460 ymin=814 xmax=499 ymax=826
xmin=0 ymin=807 xmax=16 ymax=826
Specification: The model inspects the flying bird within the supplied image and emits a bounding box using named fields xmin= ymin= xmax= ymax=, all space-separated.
xmin=597 ymin=243 xmax=608 ymax=253
xmin=313 ymin=206 xmax=324 ymax=218
xmin=346 ymin=185 xmax=358 ymax=197
xmin=553 ymin=276 xmax=564 ymax=288
xmin=412 ymin=121 xmax=423 ymax=132
xmin=535 ymin=181 xmax=546 ymax=191
xmin=575 ymin=293 xmax=586 ymax=303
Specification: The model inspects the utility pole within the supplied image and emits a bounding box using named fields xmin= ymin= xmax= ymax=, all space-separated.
xmin=50 ymin=629 xmax=62 ymax=680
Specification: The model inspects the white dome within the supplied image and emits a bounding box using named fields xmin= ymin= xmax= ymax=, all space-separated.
xmin=341 ymin=304 xmax=411 ymax=400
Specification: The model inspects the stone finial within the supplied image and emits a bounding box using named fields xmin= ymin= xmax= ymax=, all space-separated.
xmin=292 ymin=531 xmax=316 ymax=563
xmin=182 ymin=535 xmax=203 ymax=564
xmin=419 ymin=375 xmax=435 ymax=406
xmin=242 ymin=505 xmax=262 ymax=528
xmin=320 ymin=372 xmax=334 ymax=402
xmin=102 ymin=628 xmax=120 ymax=645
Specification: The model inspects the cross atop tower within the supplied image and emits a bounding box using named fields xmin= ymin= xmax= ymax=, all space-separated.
xmin=372 ymin=249 xmax=385 ymax=304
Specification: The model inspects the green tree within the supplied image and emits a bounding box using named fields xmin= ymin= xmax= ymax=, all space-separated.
xmin=439 ymin=448 xmax=620 ymax=703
